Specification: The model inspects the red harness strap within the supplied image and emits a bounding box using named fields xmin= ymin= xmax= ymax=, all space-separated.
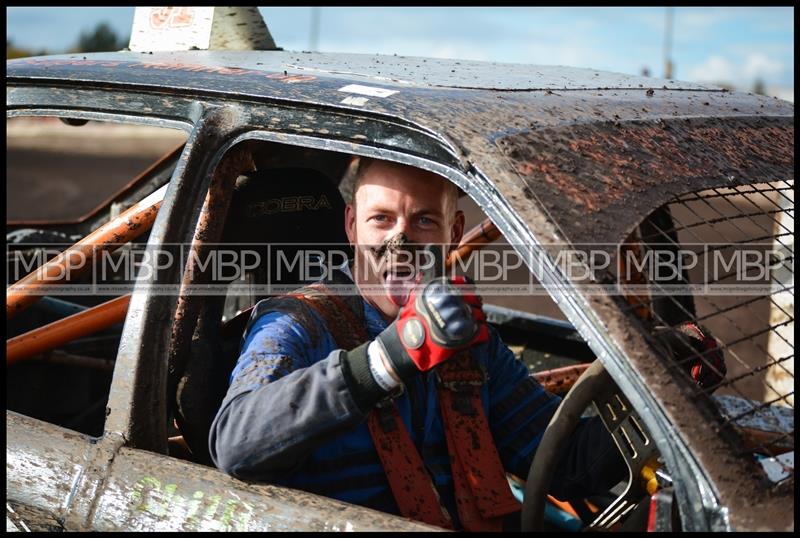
xmin=367 ymin=402 xmax=455 ymax=529
xmin=290 ymin=287 xmax=453 ymax=528
xmin=291 ymin=284 xmax=519 ymax=531
xmin=437 ymin=353 xmax=522 ymax=531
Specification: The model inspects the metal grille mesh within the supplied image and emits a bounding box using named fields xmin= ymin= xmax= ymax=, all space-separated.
xmin=610 ymin=180 xmax=794 ymax=460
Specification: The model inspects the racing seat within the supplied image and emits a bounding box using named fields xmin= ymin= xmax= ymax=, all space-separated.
xmin=172 ymin=167 xmax=349 ymax=465
xmin=223 ymin=167 xmax=351 ymax=300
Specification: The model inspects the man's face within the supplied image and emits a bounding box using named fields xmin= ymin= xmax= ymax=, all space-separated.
xmin=345 ymin=160 xmax=465 ymax=320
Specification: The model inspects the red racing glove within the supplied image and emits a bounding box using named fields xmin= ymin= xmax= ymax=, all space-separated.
xmin=657 ymin=322 xmax=727 ymax=390
xmin=376 ymin=275 xmax=490 ymax=381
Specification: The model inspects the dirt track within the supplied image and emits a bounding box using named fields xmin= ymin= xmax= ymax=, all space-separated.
xmin=7 ymin=118 xmax=186 ymax=221
xmin=7 ymin=148 xmax=159 ymax=221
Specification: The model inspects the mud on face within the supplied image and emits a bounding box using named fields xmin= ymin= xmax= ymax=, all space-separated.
xmin=366 ymin=233 xmax=444 ymax=279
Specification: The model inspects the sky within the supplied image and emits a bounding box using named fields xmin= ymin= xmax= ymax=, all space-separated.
xmin=6 ymin=6 xmax=794 ymax=100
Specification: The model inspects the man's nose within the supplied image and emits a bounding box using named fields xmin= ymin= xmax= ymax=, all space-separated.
xmin=389 ymin=218 xmax=414 ymax=239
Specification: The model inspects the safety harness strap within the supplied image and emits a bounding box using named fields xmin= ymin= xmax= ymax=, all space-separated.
xmin=287 ymin=285 xmax=453 ymax=528
xmin=285 ymin=279 xmax=518 ymax=531
xmin=367 ymin=401 xmax=455 ymax=529
xmin=438 ymin=354 xmax=522 ymax=530
xmin=289 ymin=283 xmax=367 ymax=351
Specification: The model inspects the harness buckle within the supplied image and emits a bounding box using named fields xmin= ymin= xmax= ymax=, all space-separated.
xmin=450 ymin=385 xmax=478 ymax=416
xmin=375 ymin=400 xmax=398 ymax=432
xmin=435 ymin=355 xmax=486 ymax=416
xmin=435 ymin=357 xmax=487 ymax=388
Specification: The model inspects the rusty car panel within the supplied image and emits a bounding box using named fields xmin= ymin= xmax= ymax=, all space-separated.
xmin=7 ymin=411 xmax=438 ymax=532
xmin=494 ymin=116 xmax=794 ymax=245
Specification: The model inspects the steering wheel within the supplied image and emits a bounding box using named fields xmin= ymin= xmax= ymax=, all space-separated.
xmin=520 ymin=359 xmax=659 ymax=531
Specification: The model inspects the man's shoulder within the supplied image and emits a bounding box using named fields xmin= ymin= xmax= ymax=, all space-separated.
xmin=235 ymin=296 xmax=336 ymax=363
xmin=247 ymin=291 xmax=328 ymax=341
xmin=245 ymin=278 xmax=368 ymax=351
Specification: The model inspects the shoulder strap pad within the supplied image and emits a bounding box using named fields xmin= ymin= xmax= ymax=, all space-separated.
xmin=244 ymin=276 xmax=368 ymax=351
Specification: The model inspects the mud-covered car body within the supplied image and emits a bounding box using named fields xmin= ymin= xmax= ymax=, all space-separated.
xmin=6 ymin=50 xmax=794 ymax=532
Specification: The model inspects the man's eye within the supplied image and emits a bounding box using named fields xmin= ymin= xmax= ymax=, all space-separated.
xmin=418 ymin=216 xmax=436 ymax=227
xmin=371 ymin=214 xmax=389 ymax=223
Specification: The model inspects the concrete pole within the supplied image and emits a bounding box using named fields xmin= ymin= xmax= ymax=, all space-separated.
xmin=764 ymin=188 xmax=794 ymax=407
xmin=664 ymin=7 xmax=674 ymax=79
xmin=310 ymin=7 xmax=321 ymax=51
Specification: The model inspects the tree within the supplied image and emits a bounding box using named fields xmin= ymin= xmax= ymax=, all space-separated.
xmin=753 ymin=78 xmax=766 ymax=96
xmin=74 ymin=22 xmax=127 ymax=53
xmin=7 ymin=39 xmax=48 ymax=59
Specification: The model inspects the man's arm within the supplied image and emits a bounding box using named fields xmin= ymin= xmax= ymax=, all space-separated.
xmin=209 ymin=305 xmax=388 ymax=482
xmin=210 ymin=278 xmax=487 ymax=483
xmin=486 ymin=332 xmax=627 ymax=500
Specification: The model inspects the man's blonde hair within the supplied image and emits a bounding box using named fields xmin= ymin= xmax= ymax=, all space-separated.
xmin=345 ymin=156 xmax=459 ymax=215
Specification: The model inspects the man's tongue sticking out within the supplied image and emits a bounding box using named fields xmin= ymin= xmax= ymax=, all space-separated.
xmin=385 ymin=270 xmax=417 ymax=307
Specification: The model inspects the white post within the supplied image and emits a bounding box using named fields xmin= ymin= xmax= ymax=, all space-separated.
xmin=764 ymin=187 xmax=794 ymax=407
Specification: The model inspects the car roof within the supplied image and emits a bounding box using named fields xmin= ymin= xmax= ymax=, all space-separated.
xmin=9 ymin=49 xmax=717 ymax=91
